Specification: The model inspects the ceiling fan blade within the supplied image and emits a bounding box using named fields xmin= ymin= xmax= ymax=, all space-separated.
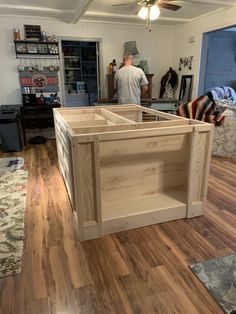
xmin=112 ymin=1 xmax=138 ymax=6
xmin=137 ymin=0 xmax=146 ymax=4
xmin=158 ymin=2 xmax=181 ymax=11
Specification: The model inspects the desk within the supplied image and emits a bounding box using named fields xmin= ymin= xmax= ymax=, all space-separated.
xmin=21 ymin=103 xmax=61 ymax=144
xmin=97 ymin=98 xmax=179 ymax=114
xmin=142 ymin=99 xmax=179 ymax=114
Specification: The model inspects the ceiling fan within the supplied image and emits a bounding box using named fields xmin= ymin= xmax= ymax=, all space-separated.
xmin=113 ymin=0 xmax=181 ymax=12
xmin=112 ymin=0 xmax=181 ymax=30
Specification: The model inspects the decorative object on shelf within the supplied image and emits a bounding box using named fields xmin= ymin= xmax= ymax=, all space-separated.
xmin=107 ymin=62 xmax=113 ymax=74
xmin=15 ymin=42 xmax=27 ymax=54
xmin=77 ymin=81 xmax=86 ymax=93
xmin=124 ymin=41 xmax=139 ymax=55
xmin=48 ymin=43 xmax=59 ymax=54
xmin=179 ymin=75 xmax=193 ymax=103
xmin=51 ymin=35 xmax=57 ymax=42
xmin=26 ymin=43 xmax=37 ymax=54
xmin=13 ymin=28 xmax=21 ymax=41
xmin=179 ymin=56 xmax=194 ymax=71
xmin=41 ymin=31 xmax=47 ymax=42
xmin=160 ymin=67 xmax=178 ymax=99
xmin=48 ymin=65 xmax=55 ymax=72
xmin=113 ymin=0 xmax=181 ymax=31
xmin=112 ymin=59 xmax=117 ymax=73
xmin=137 ymin=59 xmax=149 ymax=74
xmin=37 ymin=43 xmax=48 ymax=54
xmin=18 ymin=65 xmax=24 ymax=72
xmin=24 ymin=25 xmax=41 ymax=40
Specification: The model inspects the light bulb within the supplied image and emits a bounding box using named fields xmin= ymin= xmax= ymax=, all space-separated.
xmin=149 ymin=4 xmax=160 ymax=21
xmin=138 ymin=7 xmax=148 ymax=20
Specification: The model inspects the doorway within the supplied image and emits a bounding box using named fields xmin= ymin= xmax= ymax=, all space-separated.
xmin=60 ymin=39 xmax=100 ymax=107
xmin=199 ymin=25 xmax=236 ymax=95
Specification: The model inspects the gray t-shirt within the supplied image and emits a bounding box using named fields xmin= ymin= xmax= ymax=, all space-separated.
xmin=114 ymin=66 xmax=148 ymax=104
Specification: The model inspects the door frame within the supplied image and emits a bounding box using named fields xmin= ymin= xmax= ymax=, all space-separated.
xmin=198 ymin=23 xmax=236 ymax=96
xmin=58 ymin=36 xmax=104 ymax=107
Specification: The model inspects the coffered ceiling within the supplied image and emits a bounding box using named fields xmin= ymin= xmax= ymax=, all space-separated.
xmin=0 ymin=0 xmax=235 ymax=24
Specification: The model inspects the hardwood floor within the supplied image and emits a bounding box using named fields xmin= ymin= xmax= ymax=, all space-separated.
xmin=0 ymin=140 xmax=235 ymax=314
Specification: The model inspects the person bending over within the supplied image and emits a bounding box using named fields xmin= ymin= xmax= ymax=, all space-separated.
xmin=114 ymin=52 xmax=148 ymax=105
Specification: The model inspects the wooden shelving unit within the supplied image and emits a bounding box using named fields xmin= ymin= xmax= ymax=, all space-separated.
xmin=61 ymin=40 xmax=98 ymax=105
xmin=53 ymin=104 xmax=214 ymax=241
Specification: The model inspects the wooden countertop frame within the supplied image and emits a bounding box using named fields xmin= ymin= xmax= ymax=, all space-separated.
xmin=53 ymin=104 xmax=214 ymax=240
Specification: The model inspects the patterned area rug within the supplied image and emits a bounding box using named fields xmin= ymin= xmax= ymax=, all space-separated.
xmin=0 ymin=157 xmax=24 ymax=171
xmin=190 ymin=254 xmax=236 ymax=314
xmin=0 ymin=168 xmax=28 ymax=277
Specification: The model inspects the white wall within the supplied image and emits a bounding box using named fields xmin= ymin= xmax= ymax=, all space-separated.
xmin=0 ymin=16 xmax=175 ymax=104
xmin=172 ymin=6 xmax=236 ymax=98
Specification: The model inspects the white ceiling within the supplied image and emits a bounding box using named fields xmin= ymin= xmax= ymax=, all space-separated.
xmin=0 ymin=0 xmax=235 ymax=24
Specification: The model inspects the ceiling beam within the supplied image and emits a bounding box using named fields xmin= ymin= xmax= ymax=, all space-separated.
xmin=0 ymin=4 xmax=73 ymax=21
xmin=175 ymin=0 xmax=236 ymax=6
xmin=70 ymin=0 xmax=93 ymax=24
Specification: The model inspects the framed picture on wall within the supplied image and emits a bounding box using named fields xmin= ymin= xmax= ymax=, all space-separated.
xmin=24 ymin=25 xmax=41 ymax=40
xmin=179 ymin=75 xmax=193 ymax=103
xmin=15 ymin=42 xmax=27 ymax=54
xmin=27 ymin=43 xmax=37 ymax=54
xmin=37 ymin=44 xmax=48 ymax=54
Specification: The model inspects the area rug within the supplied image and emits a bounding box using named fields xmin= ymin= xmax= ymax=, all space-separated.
xmin=0 ymin=168 xmax=28 ymax=277
xmin=0 ymin=157 xmax=24 ymax=171
xmin=190 ymin=254 xmax=236 ymax=314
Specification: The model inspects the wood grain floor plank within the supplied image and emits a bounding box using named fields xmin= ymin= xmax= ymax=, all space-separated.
xmin=1 ymin=141 xmax=235 ymax=313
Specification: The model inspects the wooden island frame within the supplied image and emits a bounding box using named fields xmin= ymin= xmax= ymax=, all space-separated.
xmin=53 ymin=104 xmax=214 ymax=241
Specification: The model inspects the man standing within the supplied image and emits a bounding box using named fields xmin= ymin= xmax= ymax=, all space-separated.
xmin=114 ymin=53 xmax=149 ymax=105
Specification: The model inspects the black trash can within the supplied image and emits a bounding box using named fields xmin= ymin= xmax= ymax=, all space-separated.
xmin=0 ymin=109 xmax=23 ymax=152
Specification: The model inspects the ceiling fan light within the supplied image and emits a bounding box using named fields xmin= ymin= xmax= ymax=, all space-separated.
xmin=138 ymin=6 xmax=148 ymax=20
xmin=149 ymin=4 xmax=160 ymax=21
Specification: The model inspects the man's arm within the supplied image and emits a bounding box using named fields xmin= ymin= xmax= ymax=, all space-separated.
xmin=113 ymin=73 xmax=118 ymax=96
xmin=140 ymin=70 xmax=149 ymax=95
xmin=142 ymin=85 xmax=148 ymax=94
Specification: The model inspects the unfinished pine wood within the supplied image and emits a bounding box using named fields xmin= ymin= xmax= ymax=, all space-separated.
xmin=100 ymin=134 xmax=188 ymax=202
xmin=1 ymin=141 xmax=235 ymax=313
xmin=53 ymin=105 xmax=213 ymax=240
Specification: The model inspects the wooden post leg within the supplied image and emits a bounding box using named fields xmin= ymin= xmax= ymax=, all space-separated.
xmin=73 ymin=136 xmax=102 ymax=241
xmin=186 ymin=126 xmax=213 ymax=218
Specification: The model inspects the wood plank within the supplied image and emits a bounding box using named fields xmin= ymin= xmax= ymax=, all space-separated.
xmin=100 ymin=108 xmax=135 ymax=124
xmin=100 ymin=134 xmax=188 ymax=202
xmin=71 ymin=119 xmax=190 ymax=135
xmin=97 ymin=125 xmax=193 ymax=142
xmin=103 ymin=190 xmax=186 ymax=220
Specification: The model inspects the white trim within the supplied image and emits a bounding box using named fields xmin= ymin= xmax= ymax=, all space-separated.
xmin=176 ymin=0 xmax=236 ymax=6
xmin=84 ymin=10 xmax=191 ymax=23
xmin=190 ymin=7 xmax=226 ymax=22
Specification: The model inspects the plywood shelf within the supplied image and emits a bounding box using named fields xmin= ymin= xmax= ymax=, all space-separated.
xmin=102 ymin=190 xmax=186 ymax=221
